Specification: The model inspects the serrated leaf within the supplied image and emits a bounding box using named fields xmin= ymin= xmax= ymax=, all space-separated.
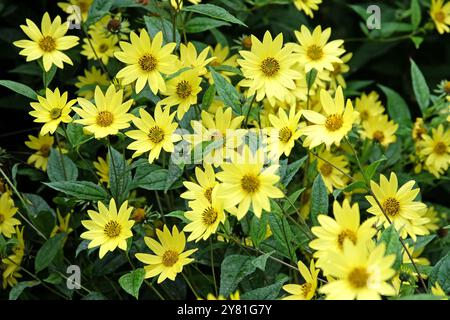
xmin=240 ymin=277 xmax=288 ymax=300
xmin=210 ymin=68 xmax=241 ymax=114
xmin=219 ymin=255 xmax=257 ymax=297
xmin=310 ymin=174 xmax=328 ymax=226
xmin=183 ymin=4 xmax=246 ymax=26
xmin=118 ymin=268 xmax=145 ymax=299
xmin=108 ymin=147 xmax=132 ymax=205
xmin=410 ymin=59 xmax=430 ymax=114
xmin=35 ymin=233 xmax=66 ymax=272
xmin=47 ymin=149 xmax=78 ymax=182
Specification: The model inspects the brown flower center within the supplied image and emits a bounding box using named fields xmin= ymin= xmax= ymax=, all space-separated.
xmin=306 ymin=45 xmax=324 ymax=61
xmin=202 ymin=207 xmax=218 ymax=226
xmin=360 ymin=110 xmax=369 ymax=121
xmin=435 ymin=11 xmax=446 ymax=23
xmin=300 ymin=282 xmax=312 ymax=298
xmin=107 ymin=19 xmax=121 ymax=33
xmin=98 ymin=43 xmax=108 ymax=53
xmin=444 ymin=81 xmax=450 ymax=94
xmin=434 ymin=141 xmax=447 ymax=155
xmin=96 ymin=111 xmax=114 ymax=127
xmin=148 ymin=126 xmax=165 ymax=144
xmin=0 ymin=214 xmax=4 ymax=224
xmin=176 ymin=80 xmax=192 ymax=99
xmin=39 ymin=144 xmax=51 ymax=157
xmin=162 ymin=249 xmax=179 ymax=266
xmin=382 ymin=197 xmax=400 ymax=216
xmin=50 ymin=108 xmax=62 ymax=120
xmin=325 ymin=114 xmax=343 ymax=131
xmin=138 ymin=54 xmax=158 ymax=72
xmin=242 ymin=36 xmax=252 ymax=49
xmin=241 ymin=174 xmax=260 ymax=194
xmin=348 ymin=267 xmax=369 ymax=289
xmin=332 ymin=63 xmax=342 ymax=75
xmin=260 ymin=57 xmax=280 ymax=77
xmin=104 ymin=220 xmax=121 ymax=238
xmin=279 ymin=127 xmax=292 ymax=143
xmin=204 ymin=187 xmax=213 ymax=203
xmin=319 ymin=163 xmax=333 ymax=177
xmin=39 ymin=36 xmax=56 ymax=52
xmin=337 ymin=229 xmax=357 ymax=249
xmin=373 ymin=130 xmax=385 ymax=143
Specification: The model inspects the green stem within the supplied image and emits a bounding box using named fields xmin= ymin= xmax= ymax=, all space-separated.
xmin=210 ymin=237 xmax=218 ymax=296
xmin=182 ymin=272 xmax=200 ymax=299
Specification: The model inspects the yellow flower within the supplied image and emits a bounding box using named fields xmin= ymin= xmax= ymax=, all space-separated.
xmin=13 ymin=12 xmax=79 ymax=71
xmin=93 ymin=156 xmax=109 ymax=186
xmin=29 ymin=88 xmax=75 ymax=135
xmin=181 ymin=164 xmax=217 ymax=203
xmin=300 ymin=86 xmax=359 ymax=149
xmin=57 ymin=0 xmax=93 ymax=22
xmin=80 ymin=198 xmax=135 ymax=259
xmin=431 ymin=282 xmax=448 ymax=299
xmin=266 ymin=105 xmax=303 ymax=159
xmin=25 ymin=134 xmax=56 ymax=171
xmin=419 ymin=125 xmax=450 ymax=177
xmin=294 ymin=25 xmax=345 ymax=73
xmin=73 ymin=84 xmax=134 ymax=139
xmin=51 ymin=210 xmax=73 ymax=237
xmin=237 ymin=31 xmax=301 ymax=103
xmin=421 ymin=206 xmax=440 ymax=232
xmin=1 ymin=226 xmax=25 ymax=289
xmin=293 ymin=0 xmax=322 ymax=18
xmin=283 ymin=259 xmax=319 ymax=300
xmin=75 ymin=67 xmax=110 ymax=99
xmin=319 ymin=241 xmax=396 ymax=300
xmin=135 ymin=225 xmax=197 ymax=283
xmin=430 ymin=0 xmax=450 ymax=34
xmin=366 ymin=172 xmax=429 ymax=240
xmin=115 ymin=30 xmax=178 ymax=94
xmin=412 ymin=117 xmax=427 ymax=141
xmin=216 ymin=145 xmax=284 ymax=219
xmin=329 ymin=51 xmax=352 ymax=90
xmin=354 ymin=91 xmax=385 ymax=122
xmin=90 ymin=14 xmax=131 ymax=41
xmin=126 ymin=106 xmax=181 ymax=164
xmin=170 ymin=0 xmax=201 ymax=10
xmin=157 ymin=69 xmax=202 ymax=119
xmin=206 ymin=43 xmax=238 ymax=83
xmin=315 ymin=150 xmax=350 ymax=193
xmin=81 ymin=30 xmax=119 ymax=65
xmin=0 ymin=193 xmax=20 ymax=238
xmin=360 ymin=114 xmax=398 ymax=147
xmin=178 ymin=42 xmax=214 ymax=76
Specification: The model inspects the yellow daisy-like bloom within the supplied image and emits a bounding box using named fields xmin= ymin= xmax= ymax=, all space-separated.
xmin=126 ymin=106 xmax=181 ymax=164
xmin=418 ymin=125 xmax=450 ymax=177
xmin=178 ymin=42 xmax=214 ymax=76
xmin=293 ymin=0 xmax=322 ymax=18
xmin=294 ymin=25 xmax=345 ymax=73
xmin=309 ymin=199 xmax=376 ymax=268
xmin=360 ymin=114 xmax=398 ymax=147
xmin=366 ymin=172 xmax=429 ymax=240
xmin=181 ymin=164 xmax=217 ymax=203
xmin=135 ymin=225 xmax=197 ymax=283
xmin=430 ymin=0 xmax=450 ymax=34
xmin=13 ymin=12 xmax=79 ymax=71
xmin=300 ymin=86 xmax=359 ymax=149
xmin=93 ymin=156 xmax=109 ymax=186
xmin=354 ymin=91 xmax=385 ymax=122
xmin=114 ymin=30 xmax=178 ymax=94
xmin=237 ymin=31 xmax=301 ymax=103
xmin=50 ymin=210 xmax=73 ymax=237
xmin=29 ymin=88 xmax=75 ymax=135
xmin=1 ymin=226 xmax=25 ymax=289
xmin=185 ymin=108 xmax=245 ymax=167
xmin=25 ymin=134 xmax=55 ymax=171
xmin=57 ymin=0 xmax=93 ymax=22
xmin=0 ymin=193 xmax=21 ymax=238
xmin=157 ymin=69 xmax=202 ymax=119
xmin=184 ymin=187 xmax=225 ymax=242
xmin=315 ymin=150 xmax=350 ymax=193
xmin=80 ymin=198 xmax=135 ymax=259
xmin=282 ymin=259 xmax=319 ymax=300
xmin=73 ymin=84 xmax=134 ymax=139
xmin=319 ymin=241 xmax=396 ymax=300
xmin=216 ymin=145 xmax=284 ymax=219
xmin=431 ymin=282 xmax=448 ymax=299
xmin=329 ymin=51 xmax=352 ymax=90
xmin=421 ymin=206 xmax=440 ymax=232
xmin=0 ymin=178 xmax=11 ymax=196
xmin=81 ymin=31 xmax=119 ymax=65
xmin=412 ymin=117 xmax=427 ymax=141
xmin=266 ymin=105 xmax=303 ymax=159
xmin=206 ymin=43 xmax=238 ymax=83
xmin=75 ymin=67 xmax=109 ymax=99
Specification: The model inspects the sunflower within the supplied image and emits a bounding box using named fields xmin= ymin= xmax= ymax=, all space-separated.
xmin=13 ymin=12 xmax=79 ymax=71
xmin=29 ymin=88 xmax=75 ymax=135
xmin=366 ymin=172 xmax=429 ymax=240
xmin=300 ymin=86 xmax=359 ymax=149
xmin=237 ymin=31 xmax=301 ymax=103
xmin=114 ymin=30 xmax=178 ymax=94
xmin=293 ymin=0 xmax=322 ymax=18
xmin=126 ymin=106 xmax=181 ymax=164
xmin=81 ymin=30 xmax=119 ymax=65
xmin=157 ymin=69 xmax=202 ymax=119
xmin=418 ymin=125 xmax=450 ymax=177
xmin=184 ymin=187 xmax=226 ymax=242
xmin=294 ymin=25 xmax=345 ymax=73
xmin=73 ymin=84 xmax=134 ymax=139
xmin=430 ymin=0 xmax=450 ymax=34
xmin=135 ymin=225 xmax=197 ymax=283
xmin=75 ymin=67 xmax=109 ymax=99
xmin=282 ymin=259 xmax=319 ymax=300
xmin=354 ymin=91 xmax=385 ymax=122
xmin=1 ymin=226 xmax=25 ymax=289
xmin=25 ymin=134 xmax=56 ymax=171
xmin=319 ymin=241 xmax=396 ymax=300
xmin=266 ymin=105 xmax=303 ymax=159
xmin=57 ymin=0 xmax=93 ymax=22
xmin=315 ymin=150 xmax=350 ymax=193
xmin=216 ymin=145 xmax=284 ymax=219
xmin=178 ymin=42 xmax=214 ymax=76
xmin=360 ymin=114 xmax=398 ymax=147
xmin=0 ymin=193 xmax=21 ymax=238
xmin=80 ymin=198 xmax=135 ymax=259
xmin=206 ymin=43 xmax=238 ymax=83
xmin=93 ymin=156 xmax=109 ymax=186
xmin=181 ymin=164 xmax=217 ymax=203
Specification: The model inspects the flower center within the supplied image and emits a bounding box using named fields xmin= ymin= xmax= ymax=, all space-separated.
xmin=79 ymin=0 xmax=90 ymax=12
xmin=260 ymin=57 xmax=280 ymax=77
xmin=39 ymin=144 xmax=51 ymax=157
xmin=435 ymin=11 xmax=446 ymax=23
xmin=279 ymin=127 xmax=292 ymax=143
xmin=382 ymin=197 xmax=400 ymax=216
xmin=337 ymin=229 xmax=357 ymax=249
xmin=241 ymin=174 xmax=260 ymax=194
xmin=204 ymin=187 xmax=213 ymax=203
xmin=360 ymin=110 xmax=369 ymax=121
xmin=202 ymin=206 xmax=218 ymax=226
xmin=373 ymin=130 xmax=385 ymax=143
xmin=434 ymin=141 xmax=447 ymax=155
xmin=107 ymin=19 xmax=121 ymax=33
xmin=325 ymin=114 xmax=343 ymax=131
xmin=306 ymin=45 xmax=324 ymax=61
xmin=242 ymin=36 xmax=252 ymax=49
xmin=176 ymin=80 xmax=192 ymax=99
xmin=138 ymin=54 xmax=158 ymax=72
xmin=39 ymin=36 xmax=56 ymax=52
xmin=444 ymin=81 xmax=450 ymax=94
xmin=98 ymin=43 xmax=108 ymax=53
xmin=300 ymin=282 xmax=312 ymax=298
xmin=332 ymin=63 xmax=342 ymax=75
xmin=148 ymin=126 xmax=165 ymax=144
xmin=319 ymin=163 xmax=333 ymax=177
xmin=348 ymin=267 xmax=369 ymax=289
xmin=104 ymin=220 xmax=121 ymax=238
xmin=0 ymin=214 xmax=4 ymax=224
xmin=50 ymin=108 xmax=62 ymax=120
xmin=96 ymin=111 xmax=114 ymax=127
xmin=162 ymin=249 xmax=179 ymax=266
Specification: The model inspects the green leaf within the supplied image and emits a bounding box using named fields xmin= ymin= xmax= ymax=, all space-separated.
xmin=108 ymin=147 xmax=132 ymax=205
xmin=44 ymin=181 xmax=108 ymax=201
xmin=212 ymin=65 xmax=242 ymax=76
xmin=268 ymin=212 xmax=296 ymax=260
xmin=166 ymin=210 xmax=190 ymax=224
xmin=332 ymin=181 xmax=367 ymax=199
xmin=240 ymin=277 xmax=288 ymax=300
xmin=364 ymin=155 xmax=387 ymax=181
xmin=411 ymin=0 xmax=422 ymax=28
xmin=35 ymin=233 xmax=66 ymax=272
xmin=43 ymin=65 xmax=57 ymax=88
xmin=252 ymin=251 xmax=274 ymax=271
xmin=219 ymin=255 xmax=257 ymax=297
xmin=280 ymin=156 xmax=307 ymax=187
xmin=118 ymin=268 xmax=145 ymax=299
xmin=378 ymin=84 xmax=412 ymax=127
xmin=378 ymin=225 xmax=402 ymax=271
xmin=410 ymin=59 xmax=430 ymax=114
xmin=47 ymin=149 xmax=78 ymax=182
xmin=249 ymin=213 xmax=269 ymax=248
xmin=183 ymin=4 xmax=246 ymax=26
xmin=185 ymin=17 xmax=231 ymax=33
xmin=85 ymin=0 xmax=113 ymax=27
xmin=429 ymin=252 xmax=450 ymax=292
xmin=9 ymin=280 xmax=40 ymax=300
xmin=144 ymin=15 xmax=180 ymax=47
xmin=201 ymin=84 xmax=216 ymax=110
xmin=282 ymin=188 xmax=305 ymax=212
xmin=65 ymin=122 xmax=90 ymax=148
xmin=410 ymin=36 xmax=424 ymax=49
xmin=82 ymin=292 xmax=107 ymax=300
xmin=306 ymin=68 xmax=318 ymax=90
xmin=397 ymin=294 xmax=442 ymax=300
xmin=210 ymin=68 xmax=241 ymax=114
xmin=164 ymin=159 xmax=184 ymax=193
xmin=0 ymin=80 xmax=37 ymax=100
xmin=310 ymin=174 xmax=328 ymax=226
